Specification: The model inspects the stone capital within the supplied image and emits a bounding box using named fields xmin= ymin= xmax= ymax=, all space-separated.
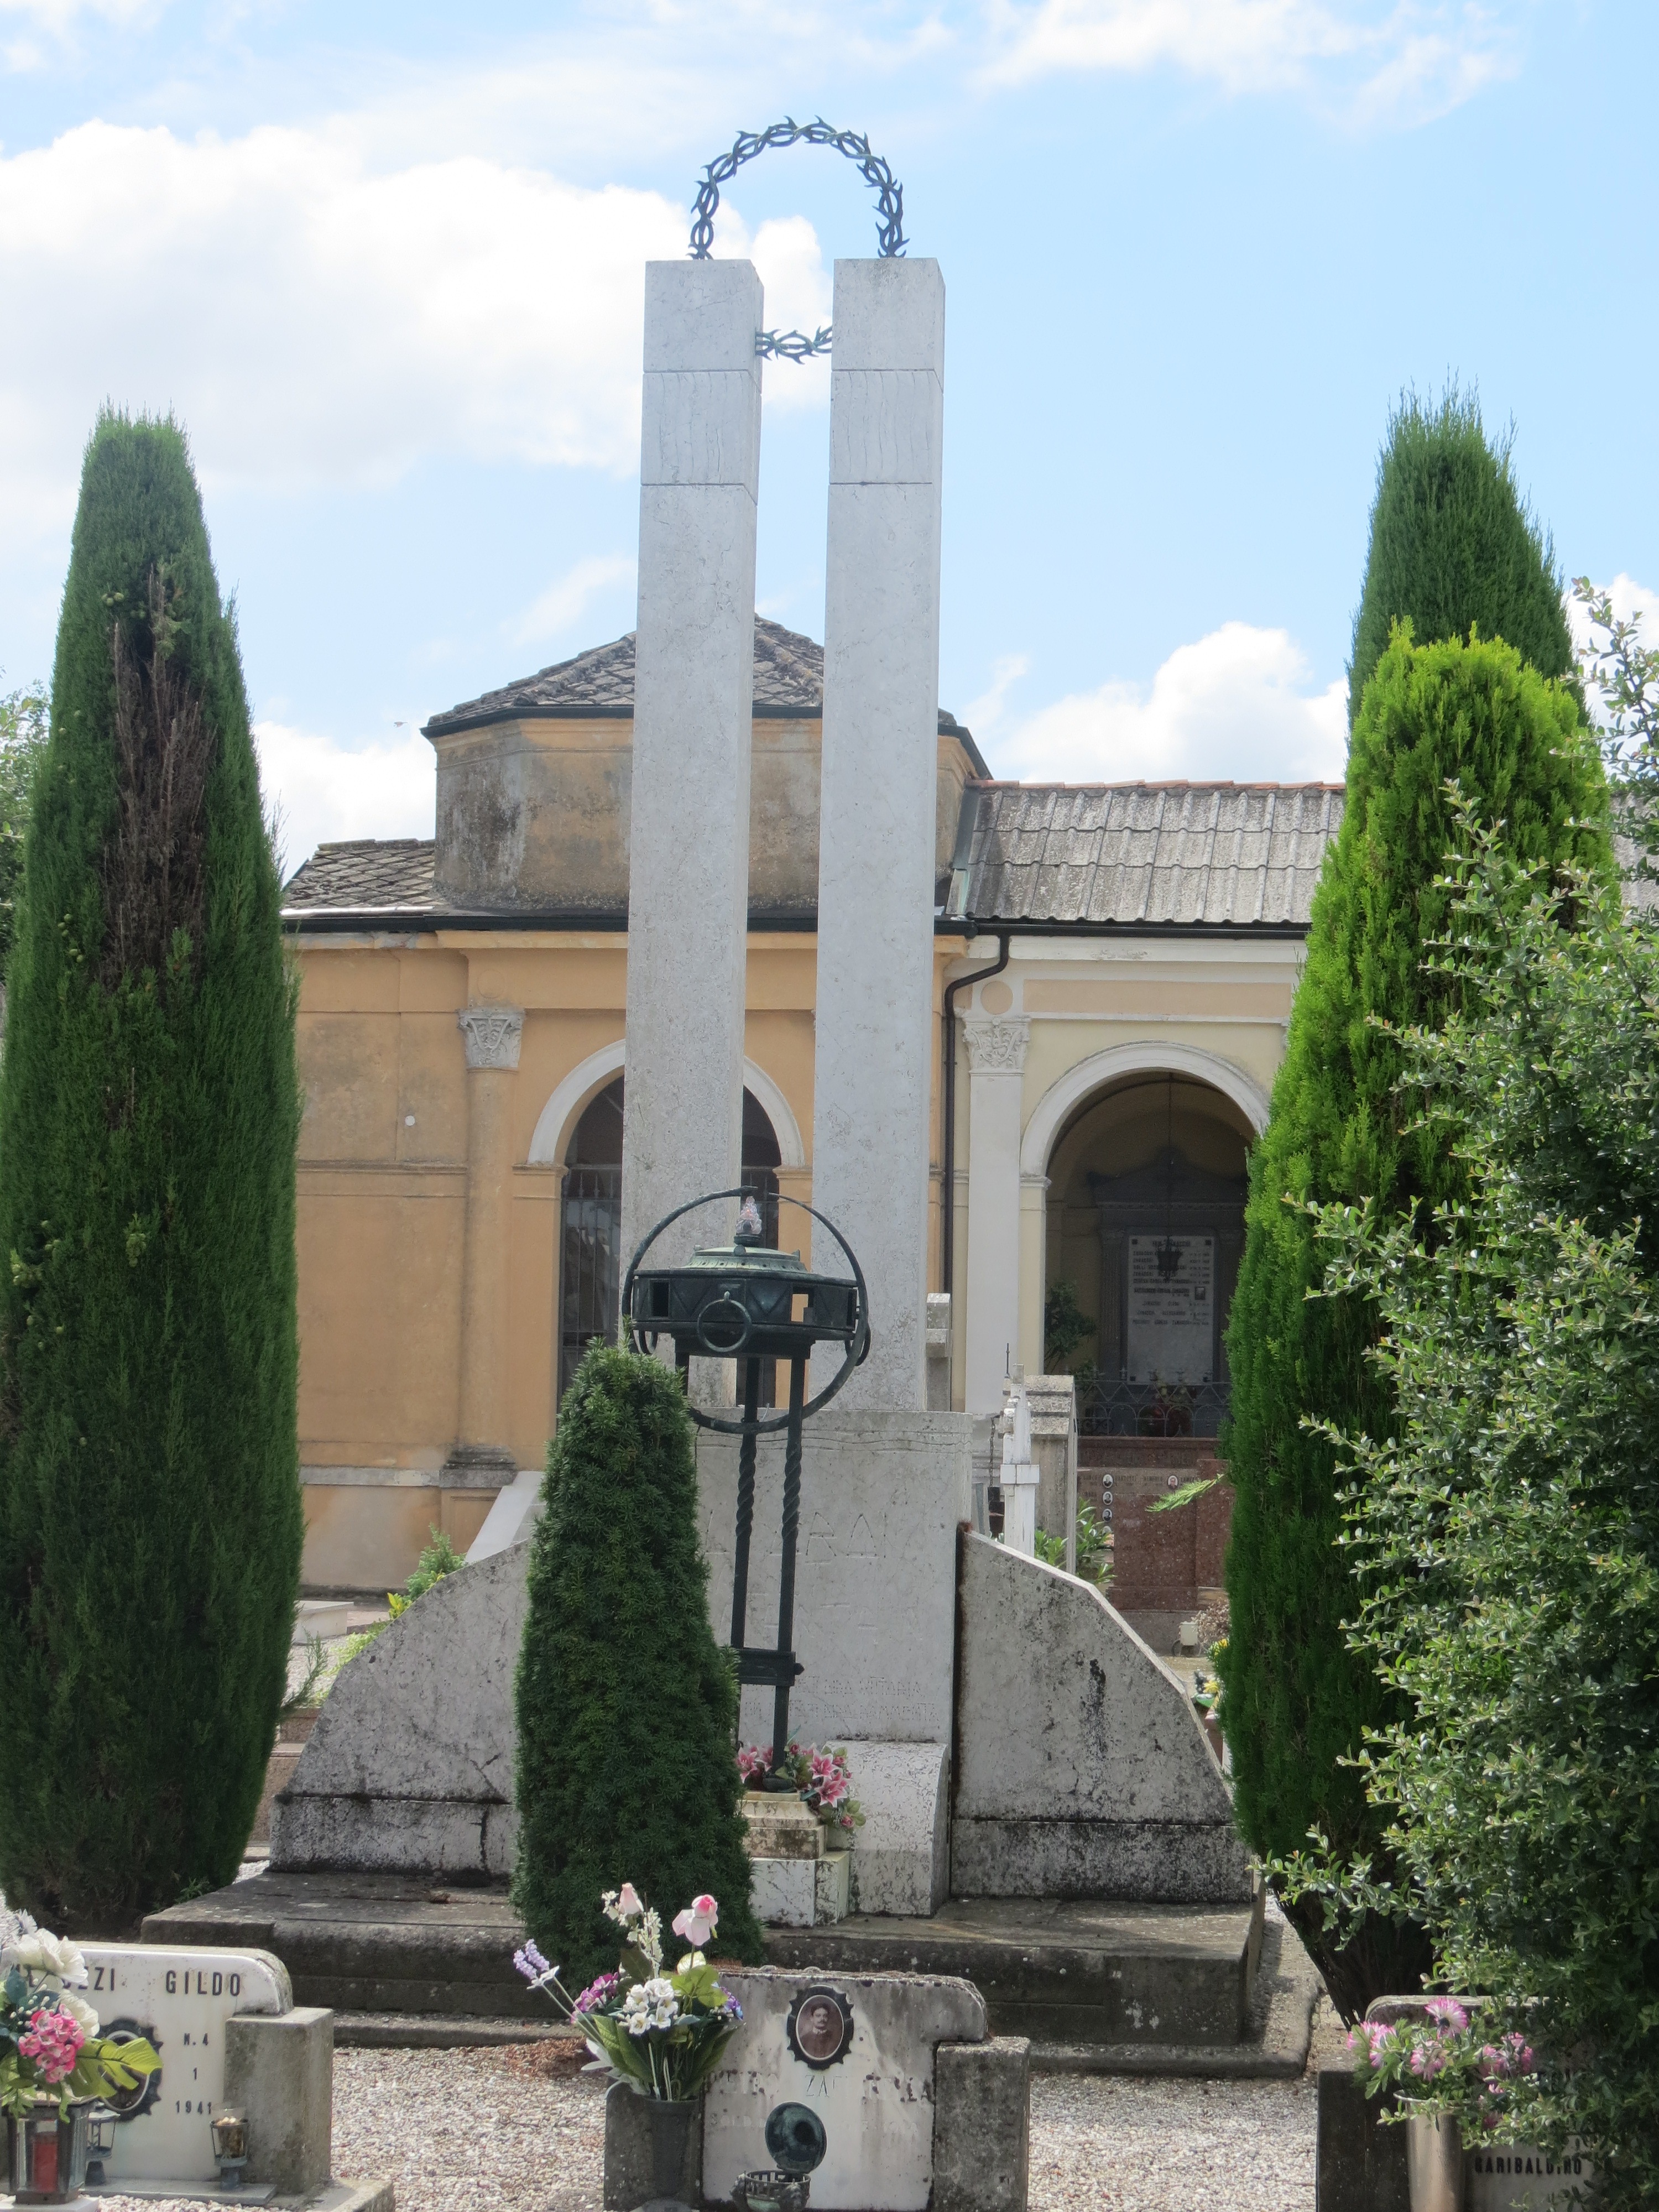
xmin=963 ymin=1017 xmax=1030 ymax=1077
xmin=457 ymin=1004 xmax=524 ymax=1071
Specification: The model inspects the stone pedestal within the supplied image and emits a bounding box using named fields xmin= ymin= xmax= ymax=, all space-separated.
xmin=812 ymin=258 xmax=946 ymax=1411
xmin=620 ymin=257 xmax=763 ymax=1279
xmin=224 ymin=2006 xmax=334 ymax=2197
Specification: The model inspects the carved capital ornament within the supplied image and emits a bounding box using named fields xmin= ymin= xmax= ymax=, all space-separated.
xmin=457 ymin=1004 xmax=525 ymax=1071
xmin=963 ymin=1016 xmax=1030 ymax=1076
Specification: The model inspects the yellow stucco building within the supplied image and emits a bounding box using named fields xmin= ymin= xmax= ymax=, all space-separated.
xmin=284 ymin=617 xmax=1341 ymax=1595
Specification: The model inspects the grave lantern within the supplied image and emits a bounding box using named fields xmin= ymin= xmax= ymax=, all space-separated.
xmin=623 ymin=1189 xmax=869 ymax=1781
xmin=210 ymin=2110 xmax=249 ymax=2190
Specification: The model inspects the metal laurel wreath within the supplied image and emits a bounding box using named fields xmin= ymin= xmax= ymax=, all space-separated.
xmin=688 ymin=119 xmax=907 ymax=366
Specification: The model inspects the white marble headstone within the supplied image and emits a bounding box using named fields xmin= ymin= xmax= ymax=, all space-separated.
xmin=79 ymin=1945 xmax=290 ymax=2185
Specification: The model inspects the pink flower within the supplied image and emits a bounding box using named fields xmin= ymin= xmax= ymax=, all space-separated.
xmin=572 ymin=1971 xmax=622 ymax=2015
xmin=19 ymin=2007 xmax=85 ymax=2085
xmin=1423 ymin=1998 xmax=1469 ymax=2034
xmin=615 ymin=1884 xmax=644 ymax=1920
xmin=672 ymin=1895 xmax=718 ymax=1948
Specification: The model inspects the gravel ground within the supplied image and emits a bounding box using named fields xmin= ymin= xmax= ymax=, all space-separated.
xmin=85 ymin=2028 xmax=1331 ymax=2212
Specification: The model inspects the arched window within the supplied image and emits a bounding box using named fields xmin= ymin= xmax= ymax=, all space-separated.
xmin=558 ymin=1077 xmax=784 ymax=1400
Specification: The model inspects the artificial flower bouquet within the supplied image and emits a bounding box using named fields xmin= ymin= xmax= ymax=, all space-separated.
xmin=0 ymin=1905 xmax=160 ymax=2119
xmin=737 ymin=1742 xmax=865 ymax=1839
xmin=513 ymin=1885 xmax=742 ymax=2103
xmin=1349 ymin=1996 xmax=1538 ymax=2137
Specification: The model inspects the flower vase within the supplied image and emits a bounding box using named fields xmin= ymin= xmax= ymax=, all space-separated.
xmin=647 ymin=2095 xmax=698 ymax=2204
xmin=1406 ymin=2110 xmax=1464 ymax=2212
xmin=6 ymin=2095 xmax=95 ymax=2206
xmin=603 ymin=2078 xmax=703 ymax=2209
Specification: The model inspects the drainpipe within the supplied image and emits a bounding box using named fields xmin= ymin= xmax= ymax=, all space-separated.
xmin=940 ymin=927 xmax=1011 ymax=1301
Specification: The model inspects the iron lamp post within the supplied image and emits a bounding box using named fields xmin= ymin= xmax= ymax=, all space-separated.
xmin=623 ymin=1190 xmax=869 ymax=1780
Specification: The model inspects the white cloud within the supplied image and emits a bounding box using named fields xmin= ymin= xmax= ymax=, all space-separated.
xmin=510 ymin=555 xmax=638 ymax=650
xmin=0 ymin=109 xmax=840 ymax=550
xmin=255 ymin=719 xmax=434 ymax=879
xmin=983 ymin=0 xmax=1520 ymax=124
xmin=964 ymin=652 xmax=1031 ymax=737
xmin=988 ymin=620 xmax=1348 ymax=784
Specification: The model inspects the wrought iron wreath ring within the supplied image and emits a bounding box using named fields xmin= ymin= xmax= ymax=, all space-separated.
xmin=688 ymin=118 xmax=906 ymax=364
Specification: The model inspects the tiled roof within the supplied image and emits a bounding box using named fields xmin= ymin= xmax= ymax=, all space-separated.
xmin=423 ymin=617 xmax=979 ymax=753
xmin=948 ymin=781 xmax=1345 ymax=928
xmin=424 ymin=617 xmax=824 ymax=734
xmin=283 ymin=839 xmax=438 ymax=915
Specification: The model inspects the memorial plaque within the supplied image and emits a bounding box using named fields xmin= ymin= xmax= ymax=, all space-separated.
xmin=80 ymin=1944 xmax=289 ymax=2188
xmin=1126 ymin=1236 xmax=1214 ymax=1383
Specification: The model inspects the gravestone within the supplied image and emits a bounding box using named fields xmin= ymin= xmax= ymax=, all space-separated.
xmin=1125 ymin=1236 xmax=1214 ymax=1383
xmin=79 ymin=1945 xmax=289 ymax=2192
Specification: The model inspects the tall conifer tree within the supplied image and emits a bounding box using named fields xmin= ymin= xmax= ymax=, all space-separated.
xmin=1222 ymin=397 xmax=1607 ymax=2020
xmin=0 ymin=414 xmax=301 ymax=1928
xmin=514 ymin=1343 xmax=764 ymax=1990
xmin=1348 ymin=388 xmax=1576 ymax=722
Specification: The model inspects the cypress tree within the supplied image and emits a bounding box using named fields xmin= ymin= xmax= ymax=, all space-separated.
xmin=1348 ymin=387 xmax=1576 ymax=725
xmin=1221 ymin=628 xmax=1609 ymax=2021
xmin=514 ymin=1343 xmax=764 ymax=1989
xmin=0 ymin=414 xmax=301 ymax=1929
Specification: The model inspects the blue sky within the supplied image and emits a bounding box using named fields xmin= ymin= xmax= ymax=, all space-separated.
xmin=2 ymin=0 xmax=1655 ymax=870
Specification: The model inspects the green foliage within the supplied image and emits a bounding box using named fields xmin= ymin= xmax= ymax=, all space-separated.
xmin=513 ymin=1343 xmax=765 ymax=1990
xmin=1220 ymin=627 xmax=1610 ymax=2021
xmin=1042 ymin=1278 xmax=1095 ymax=1370
xmin=325 ymin=1525 xmax=469 ymax=1681
xmin=0 ymin=684 xmax=48 ymax=976
xmin=1034 ymin=1500 xmax=1112 ymax=1585
xmin=0 ymin=413 xmax=302 ymax=1929
xmin=1292 ymin=822 xmax=1659 ymax=2206
xmin=1574 ymin=576 xmax=1659 ymax=878
xmin=1349 ymin=388 xmax=1576 ymax=728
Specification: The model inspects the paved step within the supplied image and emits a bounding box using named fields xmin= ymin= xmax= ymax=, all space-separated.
xmin=763 ymin=1892 xmax=1264 ymax=2048
xmin=143 ymin=1871 xmax=540 ymax=2020
xmin=142 ymin=1871 xmax=1310 ymax=2077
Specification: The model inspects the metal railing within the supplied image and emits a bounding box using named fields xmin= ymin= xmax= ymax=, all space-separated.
xmin=1076 ymin=1374 xmax=1230 ymax=1440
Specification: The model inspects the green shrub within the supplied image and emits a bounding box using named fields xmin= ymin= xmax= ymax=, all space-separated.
xmin=1286 ymin=821 xmax=1659 ymax=2207
xmin=0 ymin=682 xmax=48 ymax=975
xmin=1221 ymin=628 xmax=1609 ymax=2021
xmin=513 ymin=1343 xmax=764 ymax=1990
xmin=0 ymin=413 xmax=301 ymax=1929
xmin=1042 ymin=1279 xmax=1094 ymax=1371
xmin=1348 ymin=387 xmax=1577 ymax=727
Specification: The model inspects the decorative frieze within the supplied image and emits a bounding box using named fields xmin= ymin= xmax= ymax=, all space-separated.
xmin=964 ymin=1016 xmax=1030 ymax=1076
xmin=457 ymin=1004 xmax=524 ymax=1071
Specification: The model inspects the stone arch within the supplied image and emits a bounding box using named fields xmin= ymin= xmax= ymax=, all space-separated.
xmin=1020 ymin=1041 xmax=1269 ymax=1182
xmin=528 ymin=1042 xmax=807 ymax=1173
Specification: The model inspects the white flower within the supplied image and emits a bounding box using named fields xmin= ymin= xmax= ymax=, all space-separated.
xmin=2 ymin=1929 xmax=88 ymax=1988
xmin=60 ymin=1994 xmax=100 ymax=2037
xmin=620 ymin=1977 xmax=680 ymax=2037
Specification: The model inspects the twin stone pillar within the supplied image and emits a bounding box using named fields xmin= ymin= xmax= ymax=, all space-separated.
xmin=621 ymin=254 xmax=947 ymax=1413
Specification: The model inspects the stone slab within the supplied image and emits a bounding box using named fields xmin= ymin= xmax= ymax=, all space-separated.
xmin=751 ymin=1851 xmax=851 ymax=1929
xmin=224 ymin=2007 xmax=333 ymax=2196
xmin=702 ymin=1968 xmax=985 ymax=2212
xmin=269 ymin=1548 xmax=528 ymax=1877
xmin=75 ymin=1946 xmax=290 ymax=2187
xmin=463 ymin=1469 xmax=542 ymax=1564
xmin=844 ymin=1743 xmax=950 ymax=1918
xmin=741 ymin=1794 xmax=824 ymax=1860
xmin=932 ymin=2038 xmax=1030 ymax=2212
xmin=696 ymin=1411 xmax=971 ymax=1747
xmin=761 ymin=1896 xmax=1260 ymax=2049
xmin=953 ymin=1533 xmax=1253 ymax=1904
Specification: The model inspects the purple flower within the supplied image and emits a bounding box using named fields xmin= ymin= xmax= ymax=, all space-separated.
xmin=572 ymin=1971 xmax=622 ymax=2015
xmin=723 ymin=1998 xmax=744 ymax=2022
xmin=1423 ymin=1998 xmax=1469 ymax=2034
xmin=513 ymin=1942 xmax=556 ymax=1986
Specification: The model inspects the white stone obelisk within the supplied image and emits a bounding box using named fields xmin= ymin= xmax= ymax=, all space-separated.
xmin=811 ymin=258 xmax=946 ymax=1410
xmin=621 ymin=259 xmax=763 ymax=1278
